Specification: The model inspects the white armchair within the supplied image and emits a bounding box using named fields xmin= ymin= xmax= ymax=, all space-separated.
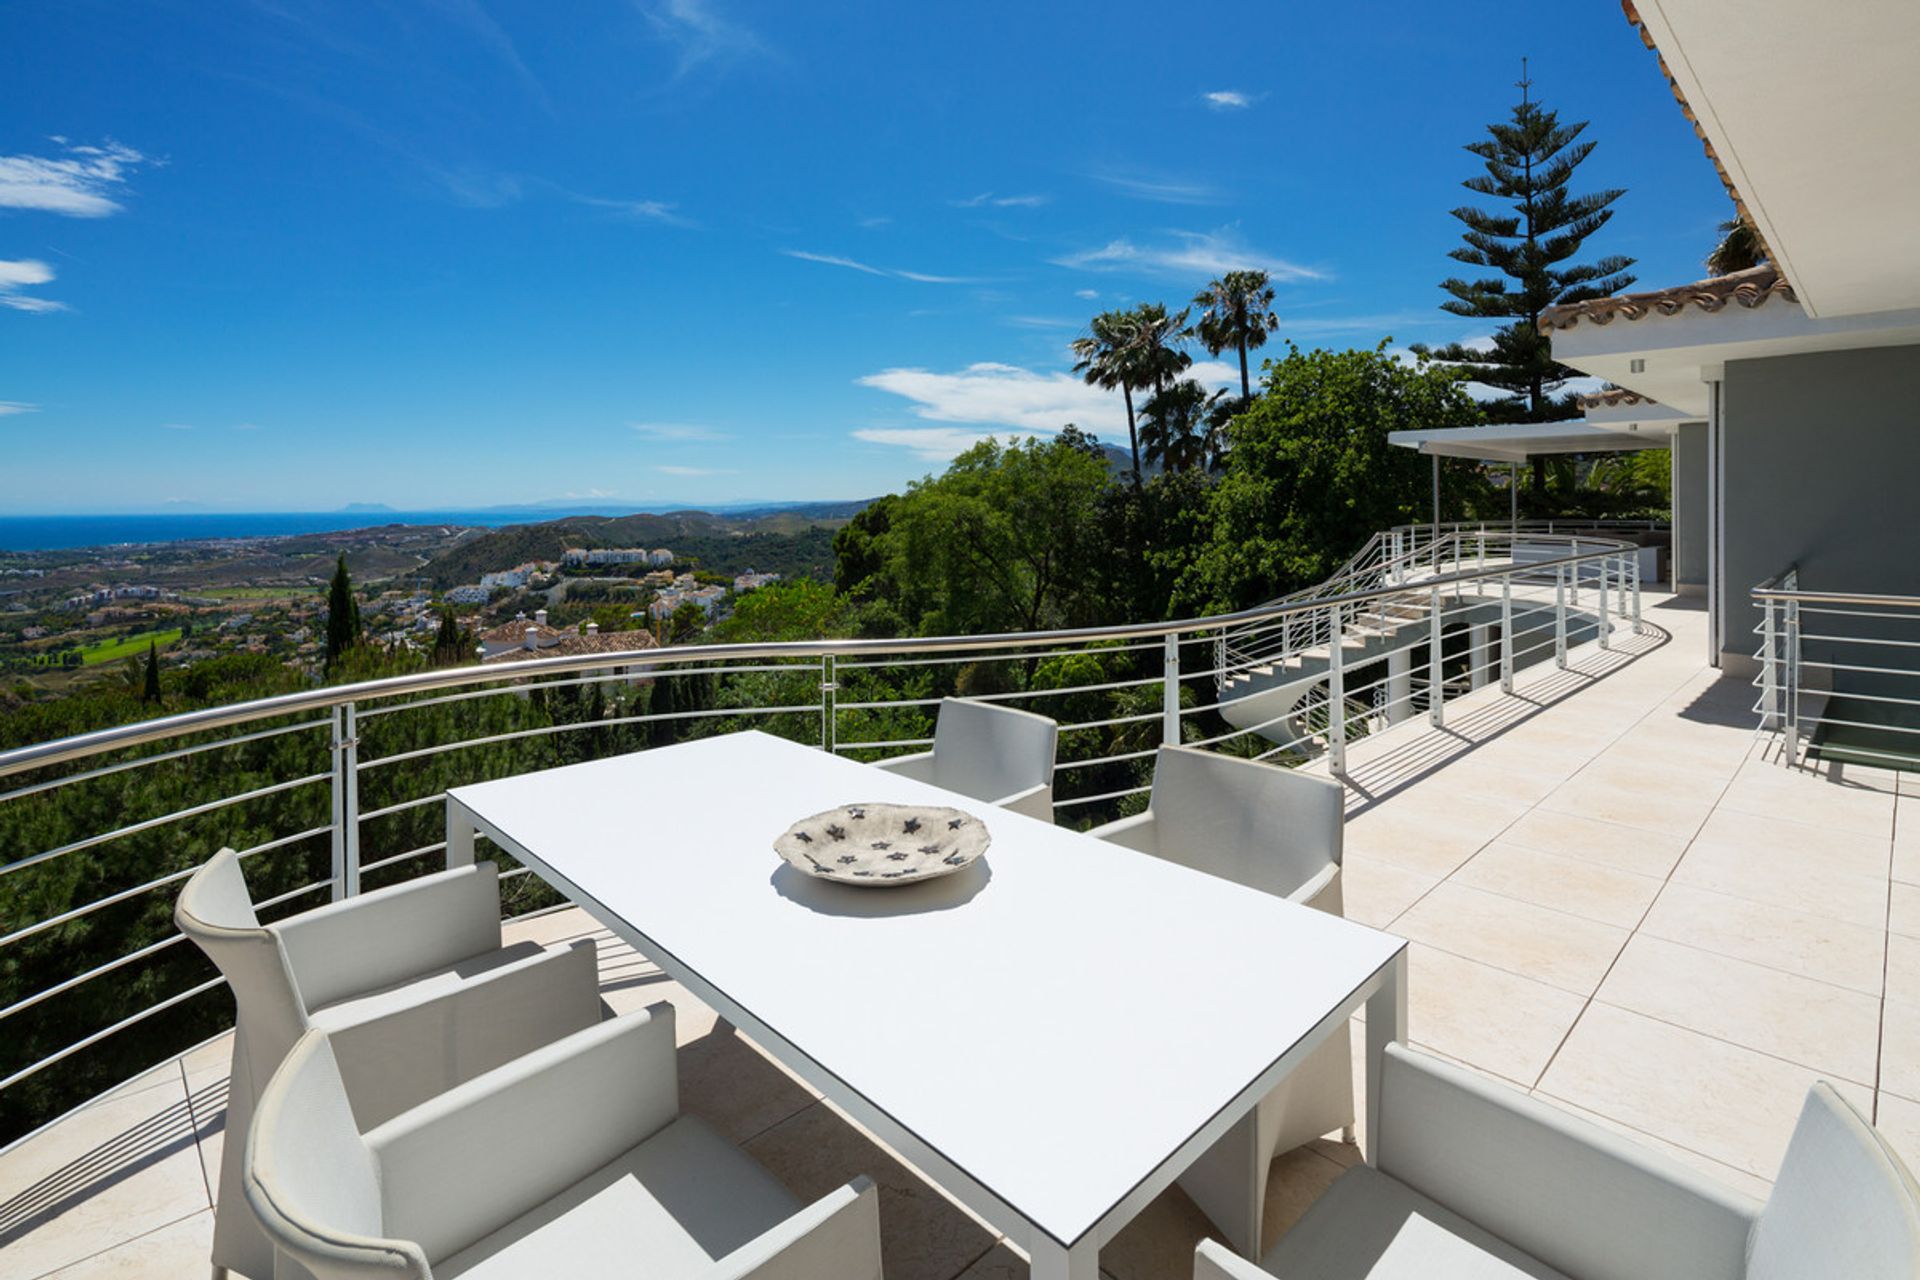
xmin=177 ymin=848 xmax=606 ymax=1280
xmin=1089 ymin=745 xmax=1351 ymax=1258
xmin=873 ymin=697 xmax=1058 ymax=823
xmin=245 ymin=1006 xmax=885 ymax=1280
xmin=1195 ymin=1042 xmax=1920 ymax=1280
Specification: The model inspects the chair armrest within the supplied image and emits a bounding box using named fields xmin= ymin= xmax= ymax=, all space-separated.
xmin=1376 ymin=1044 xmax=1758 ymax=1280
xmin=993 ymin=782 xmax=1055 ymax=824
xmin=871 ymin=750 xmax=937 ymax=783
xmin=1087 ymin=810 xmax=1157 ymax=855
xmin=715 ymin=1177 xmax=883 ymax=1280
xmin=369 ymin=1003 xmax=681 ymax=1263
xmin=1194 ymin=1239 xmax=1272 ymax=1280
xmin=1289 ymin=861 xmax=1339 ymax=911
xmin=272 ymin=864 xmax=503 ymax=1011
xmin=322 ymin=938 xmax=604 ymax=1129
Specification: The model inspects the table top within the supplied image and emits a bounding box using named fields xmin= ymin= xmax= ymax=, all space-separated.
xmin=448 ymin=731 xmax=1404 ymax=1247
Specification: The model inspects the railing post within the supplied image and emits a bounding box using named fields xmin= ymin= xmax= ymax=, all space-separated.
xmin=1784 ymin=599 xmax=1802 ymax=764
xmin=1632 ymin=554 xmax=1643 ymax=634
xmin=1761 ymin=594 xmax=1780 ymax=733
xmin=329 ymin=702 xmax=360 ymax=899
xmin=1428 ymin=584 xmax=1445 ymax=727
xmin=1162 ymin=631 xmax=1182 ymax=746
xmin=1569 ymin=538 xmax=1581 ymax=608
xmin=1327 ymin=604 xmax=1347 ymax=775
xmin=1598 ymin=554 xmax=1611 ymax=651
xmin=1555 ymin=563 xmax=1569 ymax=669
xmin=1500 ymin=573 xmax=1515 ymax=694
xmin=820 ymin=654 xmax=836 ymax=753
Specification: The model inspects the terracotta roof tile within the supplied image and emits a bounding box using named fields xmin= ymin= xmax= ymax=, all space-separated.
xmin=1541 ymin=265 xmax=1796 ymax=332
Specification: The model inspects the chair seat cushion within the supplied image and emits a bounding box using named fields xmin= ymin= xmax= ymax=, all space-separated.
xmin=437 ymin=1114 xmax=803 ymax=1279
xmin=309 ymin=940 xmax=547 ymax=1029
xmin=1263 ymin=1166 xmax=1572 ymax=1280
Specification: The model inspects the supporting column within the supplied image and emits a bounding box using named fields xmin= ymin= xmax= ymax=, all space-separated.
xmin=1427 ymin=585 xmax=1445 ymax=727
xmin=1386 ymin=647 xmax=1412 ymax=725
xmin=1469 ymin=624 xmax=1491 ymax=690
xmin=1431 ymin=454 xmax=1441 ymax=571
xmin=1499 ymin=575 xmax=1515 ymax=694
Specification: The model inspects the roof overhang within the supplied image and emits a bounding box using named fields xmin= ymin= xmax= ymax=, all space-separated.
xmin=1626 ymin=0 xmax=1920 ymax=319
xmin=1388 ymin=420 xmax=1677 ymax=464
xmin=1550 ymin=300 xmax=1920 ymax=415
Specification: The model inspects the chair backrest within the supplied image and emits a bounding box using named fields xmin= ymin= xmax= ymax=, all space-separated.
xmin=245 ymin=1028 xmax=432 ymax=1280
xmin=928 ymin=698 xmax=1057 ymax=804
xmin=175 ymin=848 xmax=309 ymax=1064
xmin=1143 ymin=746 xmax=1344 ymax=901
xmin=1747 ymin=1083 xmax=1920 ymax=1279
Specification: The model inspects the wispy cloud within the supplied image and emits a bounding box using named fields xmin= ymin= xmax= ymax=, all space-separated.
xmin=639 ymin=0 xmax=771 ymax=78
xmin=1202 ymin=90 xmax=1261 ymax=111
xmin=850 ymin=426 xmax=1039 ymax=463
xmin=0 ymin=259 xmax=66 ymax=313
xmin=0 ymin=140 xmax=152 ymax=217
xmin=0 ymin=401 xmax=38 ymax=416
xmin=426 ymin=0 xmax=554 ymax=114
xmin=1052 ymin=228 xmax=1324 ymax=283
xmin=1085 ymin=169 xmax=1224 ymax=206
xmin=782 ymin=249 xmax=977 ymax=284
xmin=630 ymin=421 xmax=728 ymax=441
xmin=952 ymin=192 xmax=1050 ymax=209
xmin=233 ymin=422 xmax=263 ymax=431
xmin=1074 ymin=288 xmax=1099 ymax=300
xmin=1004 ymin=315 xmax=1080 ymax=330
xmin=857 ymin=214 xmax=892 ymax=228
xmin=429 ymin=168 xmax=691 ymax=225
xmin=655 ymin=463 xmax=735 ymax=476
xmin=160 ymin=422 xmax=195 ymax=431
xmin=573 ymin=194 xmax=693 ymax=226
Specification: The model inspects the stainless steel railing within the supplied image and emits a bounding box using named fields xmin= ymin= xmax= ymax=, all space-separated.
xmin=0 ymin=530 xmax=1642 ymax=1134
xmin=1752 ymin=569 xmax=1920 ymax=768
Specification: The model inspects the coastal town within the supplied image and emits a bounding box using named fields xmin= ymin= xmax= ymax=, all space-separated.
xmin=0 ymin=518 xmax=807 ymax=693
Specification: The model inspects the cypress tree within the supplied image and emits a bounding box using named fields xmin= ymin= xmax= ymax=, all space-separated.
xmin=432 ymin=607 xmax=465 ymax=666
xmin=1416 ymin=65 xmax=1636 ymax=497
xmin=141 ymin=641 xmax=161 ymax=703
xmin=324 ymin=553 xmax=361 ymax=672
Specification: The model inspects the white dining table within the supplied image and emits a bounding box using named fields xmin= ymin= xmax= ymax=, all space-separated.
xmin=445 ymin=730 xmax=1407 ymax=1279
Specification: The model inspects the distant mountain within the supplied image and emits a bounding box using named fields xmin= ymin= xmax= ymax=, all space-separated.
xmin=339 ymin=502 xmax=396 ymax=513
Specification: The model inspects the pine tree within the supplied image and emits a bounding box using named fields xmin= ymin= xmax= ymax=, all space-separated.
xmin=141 ymin=641 xmax=161 ymax=704
xmin=324 ymin=553 xmax=361 ymax=672
xmin=1417 ymin=65 xmax=1636 ymax=497
xmin=432 ymin=607 xmax=465 ymax=667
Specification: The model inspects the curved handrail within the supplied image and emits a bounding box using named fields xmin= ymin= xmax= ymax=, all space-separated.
xmin=0 ymin=534 xmax=1636 ymax=781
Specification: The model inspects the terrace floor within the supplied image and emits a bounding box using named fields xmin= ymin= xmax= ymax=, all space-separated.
xmin=6 ymin=592 xmax=1918 ymax=1279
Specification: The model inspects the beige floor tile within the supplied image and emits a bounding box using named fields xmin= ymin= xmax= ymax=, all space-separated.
xmin=38 ymin=1208 xmax=214 ymax=1279
xmin=1430 ymin=761 xmax=1568 ymax=809
xmin=1342 ymin=794 xmax=1518 ymax=878
xmin=1538 ymin=1003 xmax=1870 ymax=1180
xmin=1339 ymin=856 xmax=1438 ymax=929
xmin=1883 ymin=1000 xmax=1920 ymax=1101
xmin=1888 ymin=933 xmax=1920 ymax=1001
xmin=1452 ymin=840 xmax=1663 ymax=929
xmin=1690 ymin=806 xmax=1892 ymax=880
xmin=1718 ymin=762 xmax=1897 ymax=839
xmin=1670 ymin=837 xmax=1889 ymax=930
xmin=1391 ymin=883 xmax=1629 ymax=995
xmin=0 ymin=1074 xmax=211 ymax=1279
xmin=1402 ymin=944 xmax=1586 ymax=1087
xmin=1596 ymin=935 xmax=1881 ymax=1085
xmin=1499 ymin=808 xmax=1689 ymax=878
xmin=1872 ymin=1092 xmax=1920 ymax=1176
xmin=1540 ymin=1099 xmax=1773 ymax=1202
xmin=1892 ymin=881 xmax=1920 ymax=939
xmin=1099 ymin=1182 xmax=1220 ymax=1280
xmin=743 ymin=1102 xmax=996 ymax=1280
xmin=1537 ymin=773 xmax=1717 ymax=840
xmin=951 ymin=1241 xmax=1031 ymax=1280
xmin=1639 ymin=883 xmax=1887 ymax=995
xmin=677 ymin=1022 xmax=820 ymax=1146
xmin=1895 ymin=807 xmax=1920 ymax=886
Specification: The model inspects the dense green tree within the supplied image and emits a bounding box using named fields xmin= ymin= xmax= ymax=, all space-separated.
xmin=324 ymin=553 xmax=361 ymax=672
xmin=881 ymin=435 xmax=1112 ymax=635
xmin=140 ymin=641 xmax=161 ymax=703
xmin=1139 ymin=378 xmax=1225 ymax=473
xmin=1190 ymin=343 xmax=1486 ymax=610
xmin=431 ymin=607 xmax=468 ymax=666
xmin=1193 ymin=270 xmax=1280 ymax=402
xmin=667 ymin=601 xmax=706 ymax=644
xmin=710 ymin=579 xmax=847 ymax=644
xmin=832 ymin=494 xmax=899 ymax=602
xmin=1415 ymin=72 xmax=1635 ymax=497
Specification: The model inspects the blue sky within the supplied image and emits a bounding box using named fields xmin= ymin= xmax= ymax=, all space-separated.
xmin=2 ymin=1 xmax=1732 ymax=514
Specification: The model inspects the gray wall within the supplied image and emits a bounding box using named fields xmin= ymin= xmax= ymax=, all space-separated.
xmin=1672 ymin=422 xmax=1708 ymax=594
xmin=1720 ymin=343 xmax=1920 ymax=673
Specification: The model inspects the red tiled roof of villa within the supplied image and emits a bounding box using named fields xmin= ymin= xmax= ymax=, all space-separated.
xmin=1541 ymin=265 xmax=1796 ymax=332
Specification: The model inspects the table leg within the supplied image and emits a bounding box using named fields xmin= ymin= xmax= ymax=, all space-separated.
xmin=1363 ymin=947 xmax=1409 ymax=1166
xmin=445 ymin=800 xmax=476 ymax=868
xmin=1028 ymin=1235 xmax=1099 ymax=1280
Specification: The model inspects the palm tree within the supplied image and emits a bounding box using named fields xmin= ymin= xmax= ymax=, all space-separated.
xmin=1201 ymin=393 xmax=1239 ymax=472
xmin=1192 ymin=270 xmax=1279 ymax=402
xmin=1139 ymin=378 xmax=1223 ymax=473
xmin=1131 ymin=302 xmax=1193 ymax=402
xmin=1706 ymin=216 xmax=1766 ymax=276
xmin=1071 ymin=309 xmax=1149 ymax=481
